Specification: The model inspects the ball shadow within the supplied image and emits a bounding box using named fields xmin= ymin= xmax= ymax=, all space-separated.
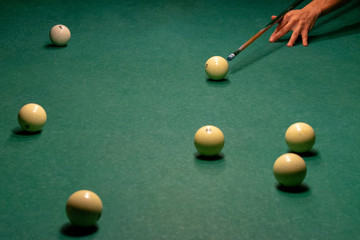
xmin=288 ymin=149 xmax=319 ymax=158
xmin=12 ymin=127 xmax=42 ymax=136
xmin=276 ymin=183 xmax=310 ymax=194
xmin=194 ymin=152 xmax=224 ymax=161
xmin=194 ymin=153 xmax=226 ymax=174
xmin=206 ymin=78 xmax=230 ymax=87
xmin=44 ymin=44 xmax=67 ymax=49
xmin=60 ymin=223 xmax=98 ymax=237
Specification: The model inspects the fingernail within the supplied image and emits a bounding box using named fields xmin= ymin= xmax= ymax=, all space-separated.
xmin=269 ymin=37 xmax=274 ymax=42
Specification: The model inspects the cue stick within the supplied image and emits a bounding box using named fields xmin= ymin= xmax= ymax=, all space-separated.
xmin=227 ymin=0 xmax=304 ymax=61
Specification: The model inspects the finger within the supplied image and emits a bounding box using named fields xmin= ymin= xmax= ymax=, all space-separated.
xmin=269 ymin=28 xmax=281 ymax=42
xmin=269 ymin=27 xmax=280 ymax=42
xmin=269 ymin=24 xmax=281 ymax=42
xmin=301 ymin=30 xmax=309 ymax=46
xmin=271 ymin=23 xmax=293 ymax=42
xmin=287 ymin=30 xmax=300 ymax=47
xmin=271 ymin=15 xmax=277 ymax=20
xmin=269 ymin=14 xmax=293 ymax=42
xmin=269 ymin=20 xmax=288 ymax=42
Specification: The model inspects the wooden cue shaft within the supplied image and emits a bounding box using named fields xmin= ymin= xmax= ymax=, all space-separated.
xmin=229 ymin=17 xmax=282 ymax=58
xmin=239 ymin=26 xmax=271 ymax=52
xmin=227 ymin=0 xmax=304 ymax=61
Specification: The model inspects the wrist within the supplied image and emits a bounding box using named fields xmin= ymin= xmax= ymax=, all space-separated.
xmin=304 ymin=0 xmax=323 ymax=16
xmin=308 ymin=0 xmax=349 ymax=17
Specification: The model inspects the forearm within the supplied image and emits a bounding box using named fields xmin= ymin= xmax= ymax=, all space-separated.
xmin=305 ymin=0 xmax=350 ymax=17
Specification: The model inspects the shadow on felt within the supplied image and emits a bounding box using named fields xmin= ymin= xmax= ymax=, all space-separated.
xmin=11 ymin=127 xmax=42 ymax=136
xmin=315 ymin=0 xmax=360 ymax=28
xmin=288 ymin=149 xmax=319 ymax=158
xmin=194 ymin=153 xmax=226 ymax=174
xmin=229 ymin=43 xmax=284 ymax=74
xmin=44 ymin=44 xmax=68 ymax=49
xmin=206 ymin=78 xmax=230 ymax=87
xmin=60 ymin=223 xmax=98 ymax=237
xmin=194 ymin=152 xmax=225 ymax=161
xmin=276 ymin=183 xmax=310 ymax=194
xmin=310 ymin=21 xmax=360 ymax=43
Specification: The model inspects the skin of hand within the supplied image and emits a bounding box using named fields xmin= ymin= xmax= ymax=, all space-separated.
xmin=269 ymin=0 xmax=350 ymax=47
xmin=269 ymin=5 xmax=322 ymax=47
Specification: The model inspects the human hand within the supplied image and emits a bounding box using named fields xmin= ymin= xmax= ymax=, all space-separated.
xmin=269 ymin=7 xmax=321 ymax=47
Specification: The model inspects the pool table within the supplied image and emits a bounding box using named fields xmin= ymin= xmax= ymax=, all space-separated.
xmin=1 ymin=0 xmax=359 ymax=239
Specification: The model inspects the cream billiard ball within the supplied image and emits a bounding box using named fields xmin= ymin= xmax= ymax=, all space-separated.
xmin=49 ymin=24 xmax=71 ymax=46
xmin=285 ymin=122 xmax=316 ymax=153
xmin=66 ymin=190 xmax=103 ymax=227
xmin=18 ymin=103 xmax=47 ymax=132
xmin=194 ymin=125 xmax=225 ymax=156
xmin=273 ymin=153 xmax=307 ymax=187
xmin=205 ymin=56 xmax=229 ymax=80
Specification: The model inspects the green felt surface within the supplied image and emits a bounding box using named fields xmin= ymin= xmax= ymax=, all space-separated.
xmin=1 ymin=0 xmax=360 ymax=239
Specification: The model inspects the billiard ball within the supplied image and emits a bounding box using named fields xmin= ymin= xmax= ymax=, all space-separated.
xmin=49 ymin=24 xmax=71 ymax=46
xmin=285 ymin=122 xmax=316 ymax=153
xmin=18 ymin=103 xmax=47 ymax=132
xmin=205 ymin=56 xmax=229 ymax=80
xmin=66 ymin=190 xmax=103 ymax=227
xmin=194 ymin=125 xmax=225 ymax=156
xmin=273 ymin=153 xmax=307 ymax=187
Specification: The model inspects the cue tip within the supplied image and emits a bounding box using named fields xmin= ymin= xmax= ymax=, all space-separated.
xmin=227 ymin=53 xmax=235 ymax=61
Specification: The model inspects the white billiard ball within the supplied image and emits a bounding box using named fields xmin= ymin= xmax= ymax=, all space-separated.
xmin=205 ymin=56 xmax=229 ymax=80
xmin=273 ymin=153 xmax=307 ymax=187
xmin=194 ymin=125 xmax=225 ymax=156
xmin=49 ymin=24 xmax=71 ymax=46
xmin=18 ymin=103 xmax=47 ymax=132
xmin=66 ymin=190 xmax=103 ymax=227
xmin=285 ymin=122 xmax=316 ymax=153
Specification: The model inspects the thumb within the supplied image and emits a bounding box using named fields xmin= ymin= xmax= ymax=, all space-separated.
xmin=271 ymin=15 xmax=277 ymax=20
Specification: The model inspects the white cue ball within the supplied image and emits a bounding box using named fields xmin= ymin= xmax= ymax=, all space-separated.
xmin=66 ymin=190 xmax=103 ymax=227
xmin=49 ymin=24 xmax=71 ymax=46
xmin=273 ymin=153 xmax=307 ymax=187
xmin=285 ymin=122 xmax=316 ymax=153
xmin=18 ymin=103 xmax=47 ymax=132
xmin=205 ymin=56 xmax=229 ymax=80
xmin=194 ymin=125 xmax=225 ymax=156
